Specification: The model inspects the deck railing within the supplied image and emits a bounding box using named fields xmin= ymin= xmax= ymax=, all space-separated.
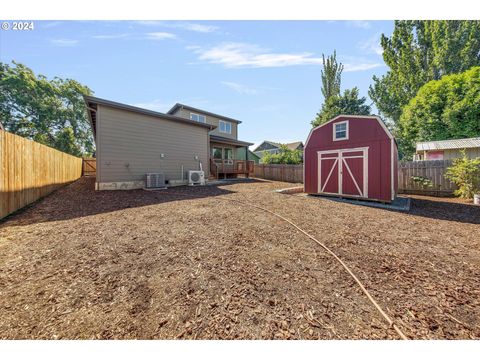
xmin=210 ymin=159 xmax=254 ymax=178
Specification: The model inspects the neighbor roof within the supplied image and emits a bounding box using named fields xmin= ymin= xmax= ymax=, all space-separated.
xmin=253 ymin=140 xmax=303 ymax=152
xmin=416 ymin=137 xmax=480 ymax=152
xmin=84 ymin=96 xmax=215 ymax=139
xmin=284 ymin=141 xmax=303 ymax=150
xmin=167 ymin=103 xmax=242 ymax=124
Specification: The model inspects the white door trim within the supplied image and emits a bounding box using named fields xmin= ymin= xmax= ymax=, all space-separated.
xmin=317 ymin=147 xmax=369 ymax=197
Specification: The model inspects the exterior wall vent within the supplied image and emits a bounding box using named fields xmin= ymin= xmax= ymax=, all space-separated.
xmin=145 ymin=173 xmax=166 ymax=188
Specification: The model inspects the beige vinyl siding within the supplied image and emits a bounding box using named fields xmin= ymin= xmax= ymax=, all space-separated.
xmin=97 ymin=105 xmax=209 ymax=183
xmin=443 ymin=148 xmax=480 ymax=160
xmin=173 ymin=108 xmax=238 ymax=140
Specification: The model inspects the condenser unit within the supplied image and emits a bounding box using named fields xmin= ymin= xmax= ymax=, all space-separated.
xmin=145 ymin=173 xmax=166 ymax=188
xmin=188 ymin=170 xmax=205 ymax=186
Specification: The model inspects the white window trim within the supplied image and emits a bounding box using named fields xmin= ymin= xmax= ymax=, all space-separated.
xmin=219 ymin=120 xmax=232 ymax=134
xmin=333 ymin=120 xmax=349 ymax=141
xmin=190 ymin=112 xmax=206 ymax=123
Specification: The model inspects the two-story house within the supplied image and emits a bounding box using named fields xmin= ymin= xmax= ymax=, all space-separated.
xmin=84 ymin=96 xmax=254 ymax=190
xmin=166 ymin=103 xmax=254 ymax=178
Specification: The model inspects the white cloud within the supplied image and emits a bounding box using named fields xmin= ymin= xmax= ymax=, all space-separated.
xmin=176 ymin=23 xmax=218 ymax=33
xmin=190 ymin=42 xmax=381 ymax=72
xmin=50 ymin=38 xmax=78 ymax=47
xmin=358 ymin=34 xmax=383 ymax=56
xmin=343 ymin=62 xmax=382 ymax=72
xmin=347 ymin=20 xmax=371 ymax=29
xmin=145 ymin=32 xmax=177 ymax=40
xmin=92 ymin=33 xmax=130 ymax=39
xmin=190 ymin=42 xmax=324 ymax=68
xmin=133 ymin=20 xmax=163 ymax=26
xmin=221 ymin=81 xmax=259 ymax=95
xmin=134 ymin=21 xmax=218 ymax=33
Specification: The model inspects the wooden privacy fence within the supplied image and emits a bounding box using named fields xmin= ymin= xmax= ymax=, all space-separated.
xmin=254 ymin=164 xmax=303 ymax=183
xmin=398 ymin=160 xmax=457 ymax=196
xmin=254 ymin=160 xmax=457 ymax=196
xmin=82 ymin=158 xmax=96 ymax=176
xmin=0 ymin=131 xmax=83 ymax=219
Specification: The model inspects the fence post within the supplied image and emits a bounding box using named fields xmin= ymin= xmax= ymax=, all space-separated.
xmin=398 ymin=159 xmax=455 ymax=196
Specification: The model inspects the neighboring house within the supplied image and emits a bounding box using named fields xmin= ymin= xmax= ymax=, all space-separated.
xmin=304 ymin=115 xmax=398 ymax=203
xmin=84 ymin=96 xmax=254 ymax=190
xmin=236 ymin=149 xmax=261 ymax=164
xmin=415 ymin=137 xmax=480 ymax=161
xmin=253 ymin=141 xmax=304 ymax=162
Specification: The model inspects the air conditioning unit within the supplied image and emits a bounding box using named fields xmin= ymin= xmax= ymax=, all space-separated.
xmin=188 ymin=170 xmax=205 ymax=186
xmin=145 ymin=173 xmax=166 ymax=188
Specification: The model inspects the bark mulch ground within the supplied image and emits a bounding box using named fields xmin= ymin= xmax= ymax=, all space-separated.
xmin=0 ymin=177 xmax=479 ymax=339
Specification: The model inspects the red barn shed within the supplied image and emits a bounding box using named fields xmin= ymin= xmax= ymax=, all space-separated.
xmin=304 ymin=115 xmax=398 ymax=203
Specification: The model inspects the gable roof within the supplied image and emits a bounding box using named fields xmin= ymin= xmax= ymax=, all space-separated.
xmin=167 ymin=103 xmax=242 ymax=124
xmin=253 ymin=140 xmax=303 ymax=152
xmin=248 ymin=150 xmax=261 ymax=160
xmin=416 ymin=137 xmax=480 ymax=151
xmin=84 ymin=96 xmax=215 ymax=139
xmin=285 ymin=141 xmax=304 ymax=150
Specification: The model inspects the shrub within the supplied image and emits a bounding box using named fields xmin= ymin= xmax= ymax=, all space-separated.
xmin=411 ymin=176 xmax=434 ymax=188
xmin=445 ymin=151 xmax=480 ymax=198
xmin=262 ymin=145 xmax=303 ymax=165
xmin=399 ymin=66 xmax=480 ymax=158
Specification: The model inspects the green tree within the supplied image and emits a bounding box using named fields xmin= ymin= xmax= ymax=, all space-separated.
xmin=0 ymin=61 xmax=94 ymax=156
xmin=321 ymin=51 xmax=343 ymax=102
xmin=369 ymin=20 xmax=480 ymax=124
xmin=262 ymin=145 xmax=303 ymax=165
xmin=399 ymin=66 xmax=480 ymax=157
xmin=312 ymin=87 xmax=371 ymax=127
xmin=445 ymin=151 xmax=480 ymax=199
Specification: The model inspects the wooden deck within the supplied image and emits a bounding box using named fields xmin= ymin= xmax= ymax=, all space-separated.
xmin=210 ymin=159 xmax=255 ymax=179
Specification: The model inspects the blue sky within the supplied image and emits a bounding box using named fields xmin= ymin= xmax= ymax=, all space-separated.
xmin=0 ymin=20 xmax=393 ymax=148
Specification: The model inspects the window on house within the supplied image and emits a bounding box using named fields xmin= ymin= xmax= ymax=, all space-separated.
xmin=334 ymin=121 xmax=348 ymax=141
xmin=190 ymin=113 xmax=206 ymax=123
xmin=219 ymin=120 xmax=232 ymax=134
xmin=224 ymin=148 xmax=233 ymax=160
xmin=212 ymin=147 xmax=222 ymax=159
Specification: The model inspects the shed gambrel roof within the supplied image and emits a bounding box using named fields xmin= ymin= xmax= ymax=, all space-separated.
xmin=305 ymin=115 xmax=394 ymax=148
xmin=416 ymin=137 xmax=480 ymax=152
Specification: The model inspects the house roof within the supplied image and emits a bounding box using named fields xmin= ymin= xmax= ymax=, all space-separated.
xmin=210 ymin=134 xmax=253 ymax=147
xmin=253 ymin=140 xmax=304 ymax=152
xmin=285 ymin=141 xmax=303 ymax=150
xmin=416 ymin=137 xmax=480 ymax=152
xmin=247 ymin=150 xmax=261 ymax=159
xmin=84 ymin=96 xmax=216 ymax=139
xmin=167 ymin=103 xmax=242 ymax=124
